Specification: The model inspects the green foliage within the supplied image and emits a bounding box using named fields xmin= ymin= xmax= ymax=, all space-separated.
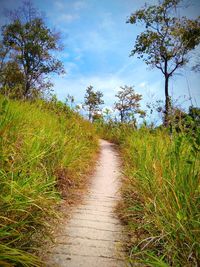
xmin=0 ymin=61 xmax=25 ymax=99
xmin=0 ymin=95 xmax=98 ymax=266
xmin=84 ymin=85 xmax=104 ymax=121
xmin=188 ymin=106 xmax=200 ymax=126
xmin=114 ymin=85 xmax=144 ymax=123
xmin=127 ymin=0 xmax=200 ymax=126
xmin=168 ymin=106 xmax=200 ymax=134
xmin=97 ymin=122 xmax=200 ymax=266
xmin=1 ymin=2 xmax=64 ymax=99
xmin=128 ymin=0 xmax=200 ymax=68
xmin=0 ymin=42 xmax=8 ymax=73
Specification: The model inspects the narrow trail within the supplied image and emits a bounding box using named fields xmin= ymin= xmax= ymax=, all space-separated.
xmin=46 ymin=140 xmax=127 ymax=267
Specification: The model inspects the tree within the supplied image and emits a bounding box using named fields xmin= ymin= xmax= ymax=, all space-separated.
xmin=0 ymin=42 xmax=9 ymax=73
xmin=0 ymin=61 xmax=25 ymax=98
xmin=1 ymin=1 xmax=64 ymax=99
xmin=167 ymin=106 xmax=200 ymax=133
xmin=103 ymin=107 xmax=113 ymax=122
xmin=188 ymin=106 xmax=200 ymax=129
xmin=114 ymin=85 xmax=145 ymax=123
xmin=84 ymin=86 xmax=104 ymax=121
xmin=65 ymin=94 xmax=75 ymax=108
xmin=127 ymin=0 xmax=200 ymax=126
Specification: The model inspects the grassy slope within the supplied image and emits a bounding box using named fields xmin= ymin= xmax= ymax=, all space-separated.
xmin=97 ymin=123 xmax=200 ymax=267
xmin=0 ymin=96 xmax=98 ymax=266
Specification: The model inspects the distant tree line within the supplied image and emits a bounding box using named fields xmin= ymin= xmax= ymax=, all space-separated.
xmin=83 ymin=84 xmax=146 ymax=124
xmin=83 ymin=83 xmax=200 ymax=133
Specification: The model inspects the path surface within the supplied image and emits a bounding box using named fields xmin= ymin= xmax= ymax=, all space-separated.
xmin=46 ymin=140 xmax=126 ymax=267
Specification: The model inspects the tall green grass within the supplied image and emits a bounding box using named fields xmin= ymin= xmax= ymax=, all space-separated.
xmin=0 ymin=96 xmax=98 ymax=266
xmin=97 ymin=122 xmax=200 ymax=266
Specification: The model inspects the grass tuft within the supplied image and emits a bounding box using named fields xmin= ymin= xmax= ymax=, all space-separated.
xmin=0 ymin=96 xmax=98 ymax=266
xmin=96 ymin=122 xmax=200 ymax=267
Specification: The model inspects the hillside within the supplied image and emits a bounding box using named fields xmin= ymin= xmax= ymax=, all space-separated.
xmin=97 ymin=122 xmax=200 ymax=266
xmin=0 ymin=95 xmax=98 ymax=266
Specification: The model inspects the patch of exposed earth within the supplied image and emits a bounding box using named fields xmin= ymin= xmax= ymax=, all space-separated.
xmin=45 ymin=140 xmax=128 ymax=267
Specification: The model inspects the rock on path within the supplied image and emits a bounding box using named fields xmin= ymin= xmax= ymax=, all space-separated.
xmin=46 ymin=140 xmax=127 ymax=267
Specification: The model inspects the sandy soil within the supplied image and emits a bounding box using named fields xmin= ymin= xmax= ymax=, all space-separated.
xmin=45 ymin=139 xmax=127 ymax=267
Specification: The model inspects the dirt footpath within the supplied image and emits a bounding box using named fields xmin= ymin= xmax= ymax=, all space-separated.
xmin=46 ymin=139 xmax=127 ymax=267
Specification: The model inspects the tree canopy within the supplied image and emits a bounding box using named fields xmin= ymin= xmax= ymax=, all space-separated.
xmin=84 ymin=86 xmax=104 ymax=121
xmin=127 ymin=0 xmax=200 ymax=126
xmin=114 ymin=85 xmax=144 ymax=123
xmin=1 ymin=1 xmax=64 ymax=99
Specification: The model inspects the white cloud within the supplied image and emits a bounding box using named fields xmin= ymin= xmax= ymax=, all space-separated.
xmin=54 ymin=0 xmax=64 ymax=10
xmin=49 ymin=0 xmax=200 ymax=111
xmin=52 ymin=0 xmax=86 ymax=24
xmin=64 ymin=12 xmax=118 ymax=54
xmin=64 ymin=62 xmax=78 ymax=75
xmin=76 ymin=31 xmax=109 ymax=52
xmin=138 ymin=81 xmax=147 ymax=88
xmin=57 ymin=13 xmax=79 ymax=23
xmin=99 ymin=12 xmax=115 ymax=30
xmin=60 ymin=52 xmax=70 ymax=59
xmin=73 ymin=0 xmax=87 ymax=10
xmin=83 ymin=76 xmax=123 ymax=91
xmin=52 ymin=73 xmax=127 ymax=104
xmin=74 ymin=55 xmax=82 ymax=61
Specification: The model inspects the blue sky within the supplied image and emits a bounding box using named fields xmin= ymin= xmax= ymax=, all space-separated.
xmin=0 ymin=0 xmax=200 ymax=122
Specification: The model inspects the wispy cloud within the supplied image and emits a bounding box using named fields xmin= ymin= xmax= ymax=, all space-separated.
xmin=52 ymin=74 xmax=125 ymax=103
xmin=58 ymin=14 xmax=79 ymax=23
xmin=73 ymin=0 xmax=87 ymax=10
xmin=43 ymin=0 xmax=200 ymax=110
xmin=52 ymin=0 xmax=87 ymax=24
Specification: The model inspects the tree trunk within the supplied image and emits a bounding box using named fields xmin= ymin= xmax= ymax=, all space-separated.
xmin=164 ymin=58 xmax=171 ymax=127
xmin=120 ymin=110 xmax=124 ymax=123
xmin=24 ymin=79 xmax=30 ymax=99
xmin=89 ymin=107 xmax=92 ymax=122
xmin=164 ymin=74 xmax=170 ymax=127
